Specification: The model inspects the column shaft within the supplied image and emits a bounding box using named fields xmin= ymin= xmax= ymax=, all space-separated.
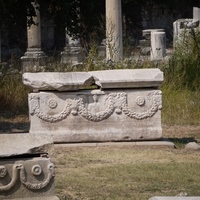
xmin=106 ymin=0 xmax=123 ymax=61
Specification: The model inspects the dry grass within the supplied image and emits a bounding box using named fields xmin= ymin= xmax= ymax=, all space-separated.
xmin=53 ymin=143 xmax=200 ymax=200
xmin=52 ymin=125 xmax=200 ymax=200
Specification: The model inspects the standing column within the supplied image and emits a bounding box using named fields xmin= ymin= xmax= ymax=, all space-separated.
xmin=106 ymin=0 xmax=123 ymax=62
xmin=21 ymin=1 xmax=47 ymax=72
xmin=193 ymin=7 xmax=200 ymax=21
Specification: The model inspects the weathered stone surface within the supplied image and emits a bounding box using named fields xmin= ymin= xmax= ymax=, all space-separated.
xmin=173 ymin=19 xmax=200 ymax=47
xmin=90 ymin=69 xmax=163 ymax=89
xmin=0 ymin=157 xmax=58 ymax=200
xmin=23 ymin=69 xmax=163 ymax=91
xmin=151 ymin=32 xmax=166 ymax=60
xmin=28 ymin=88 xmax=162 ymax=143
xmin=0 ymin=134 xmax=53 ymax=158
xmin=185 ymin=142 xmax=200 ymax=150
xmin=22 ymin=72 xmax=94 ymax=91
xmin=149 ymin=197 xmax=200 ymax=200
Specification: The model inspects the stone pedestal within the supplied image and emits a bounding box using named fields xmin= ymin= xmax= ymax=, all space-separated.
xmin=61 ymin=30 xmax=86 ymax=65
xmin=61 ymin=45 xmax=86 ymax=65
xmin=21 ymin=48 xmax=47 ymax=72
xmin=0 ymin=134 xmax=59 ymax=200
xmin=23 ymin=69 xmax=163 ymax=143
xmin=106 ymin=0 xmax=123 ymax=61
xmin=0 ymin=157 xmax=58 ymax=200
xmin=193 ymin=7 xmax=200 ymax=20
xmin=151 ymin=32 xmax=166 ymax=60
xmin=21 ymin=1 xmax=47 ymax=72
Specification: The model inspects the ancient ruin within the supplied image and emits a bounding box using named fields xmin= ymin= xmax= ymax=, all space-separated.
xmin=106 ymin=0 xmax=123 ymax=62
xmin=0 ymin=134 xmax=59 ymax=200
xmin=61 ymin=29 xmax=86 ymax=65
xmin=21 ymin=1 xmax=47 ymax=72
xmin=23 ymin=68 xmax=163 ymax=143
xmin=173 ymin=7 xmax=200 ymax=49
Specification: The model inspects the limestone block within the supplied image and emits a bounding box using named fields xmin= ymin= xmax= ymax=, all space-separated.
xmin=185 ymin=142 xmax=200 ymax=150
xmin=0 ymin=134 xmax=53 ymax=158
xmin=28 ymin=88 xmax=162 ymax=143
xmin=173 ymin=19 xmax=200 ymax=47
xmin=22 ymin=72 xmax=94 ymax=91
xmin=60 ymin=47 xmax=86 ymax=65
xmin=0 ymin=157 xmax=58 ymax=199
xmin=90 ymin=69 xmax=163 ymax=89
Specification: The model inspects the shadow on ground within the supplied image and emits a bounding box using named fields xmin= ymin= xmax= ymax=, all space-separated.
xmin=169 ymin=137 xmax=197 ymax=148
xmin=0 ymin=121 xmax=30 ymax=133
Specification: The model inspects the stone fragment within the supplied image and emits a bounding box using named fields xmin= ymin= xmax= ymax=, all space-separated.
xmin=0 ymin=134 xmax=53 ymax=158
xmin=0 ymin=157 xmax=58 ymax=200
xmin=90 ymin=69 xmax=163 ymax=89
xmin=22 ymin=72 xmax=94 ymax=91
xmin=151 ymin=32 xmax=166 ymax=60
xmin=173 ymin=19 xmax=200 ymax=48
xmin=185 ymin=142 xmax=200 ymax=150
xmin=61 ymin=29 xmax=86 ymax=65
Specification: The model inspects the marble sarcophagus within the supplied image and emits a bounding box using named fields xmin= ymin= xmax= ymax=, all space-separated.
xmin=23 ymin=69 xmax=163 ymax=143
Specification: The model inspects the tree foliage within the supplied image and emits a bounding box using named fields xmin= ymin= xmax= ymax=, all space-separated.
xmin=0 ymin=0 xmax=200 ymax=48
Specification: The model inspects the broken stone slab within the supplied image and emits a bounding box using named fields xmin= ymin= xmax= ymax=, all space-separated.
xmin=149 ymin=197 xmax=200 ymax=200
xmin=0 ymin=157 xmax=58 ymax=200
xmin=0 ymin=134 xmax=53 ymax=158
xmin=22 ymin=69 xmax=163 ymax=91
xmin=89 ymin=69 xmax=163 ymax=89
xmin=22 ymin=72 xmax=94 ymax=91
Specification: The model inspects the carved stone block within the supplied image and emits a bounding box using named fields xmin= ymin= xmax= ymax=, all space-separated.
xmin=28 ymin=88 xmax=162 ymax=143
xmin=0 ymin=157 xmax=58 ymax=200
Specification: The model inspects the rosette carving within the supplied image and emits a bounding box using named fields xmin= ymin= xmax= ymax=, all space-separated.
xmin=20 ymin=163 xmax=54 ymax=190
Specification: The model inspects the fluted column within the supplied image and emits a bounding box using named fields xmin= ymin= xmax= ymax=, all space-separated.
xmin=106 ymin=0 xmax=123 ymax=62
